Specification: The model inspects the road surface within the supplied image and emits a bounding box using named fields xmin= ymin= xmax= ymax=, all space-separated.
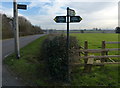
xmin=2 ymin=34 xmax=45 ymax=86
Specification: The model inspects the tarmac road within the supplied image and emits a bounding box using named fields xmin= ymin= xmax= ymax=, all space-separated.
xmin=2 ymin=34 xmax=45 ymax=86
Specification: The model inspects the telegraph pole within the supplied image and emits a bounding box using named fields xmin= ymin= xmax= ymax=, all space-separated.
xmin=13 ymin=0 xmax=20 ymax=59
xmin=13 ymin=0 xmax=27 ymax=59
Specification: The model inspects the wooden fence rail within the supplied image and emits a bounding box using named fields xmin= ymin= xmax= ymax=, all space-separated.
xmin=79 ymin=55 xmax=120 ymax=59
xmin=74 ymin=41 xmax=120 ymax=73
xmin=105 ymin=41 xmax=120 ymax=44
xmin=78 ymin=48 xmax=120 ymax=53
xmin=71 ymin=62 xmax=120 ymax=67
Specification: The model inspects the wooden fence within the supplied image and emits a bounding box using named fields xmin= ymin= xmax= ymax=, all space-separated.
xmin=72 ymin=41 xmax=120 ymax=72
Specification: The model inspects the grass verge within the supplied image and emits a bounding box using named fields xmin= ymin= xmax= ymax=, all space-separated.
xmin=4 ymin=35 xmax=50 ymax=86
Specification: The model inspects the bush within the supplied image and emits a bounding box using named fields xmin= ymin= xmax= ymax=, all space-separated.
xmin=115 ymin=27 xmax=120 ymax=33
xmin=41 ymin=34 xmax=80 ymax=81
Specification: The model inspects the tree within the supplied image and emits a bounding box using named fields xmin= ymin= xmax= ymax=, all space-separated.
xmin=81 ymin=30 xmax=84 ymax=33
xmin=2 ymin=14 xmax=13 ymax=39
xmin=115 ymin=27 xmax=120 ymax=33
xmin=2 ymin=13 xmax=43 ymax=39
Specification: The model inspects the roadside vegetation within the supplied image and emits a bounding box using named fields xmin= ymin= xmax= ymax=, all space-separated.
xmin=1 ymin=13 xmax=43 ymax=39
xmin=40 ymin=34 xmax=79 ymax=82
xmin=4 ymin=33 xmax=119 ymax=87
xmin=4 ymin=36 xmax=49 ymax=86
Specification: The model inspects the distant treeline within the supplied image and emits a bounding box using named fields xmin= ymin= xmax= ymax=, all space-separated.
xmin=44 ymin=27 xmax=120 ymax=34
xmin=44 ymin=29 xmax=116 ymax=34
xmin=1 ymin=13 xmax=43 ymax=39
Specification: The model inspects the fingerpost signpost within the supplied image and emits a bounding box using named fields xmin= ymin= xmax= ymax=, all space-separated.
xmin=54 ymin=7 xmax=82 ymax=82
xmin=54 ymin=16 xmax=66 ymax=23
xmin=13 ymin=0 xmax=27 ymax=59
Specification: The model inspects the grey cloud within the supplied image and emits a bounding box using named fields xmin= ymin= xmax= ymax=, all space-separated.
xmin=68 ymin=2 xmax=117 ymax=14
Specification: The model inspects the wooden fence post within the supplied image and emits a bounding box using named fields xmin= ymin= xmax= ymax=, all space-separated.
xmin=101 ymin=41 xmax=106 ymax=67
xmin=84 ymin=41 xmax=88 ymax=63
xmin=79 ymin=46 xmax=81 ymax=57
xmin=83 ymin=41 xmax=92 ymax=72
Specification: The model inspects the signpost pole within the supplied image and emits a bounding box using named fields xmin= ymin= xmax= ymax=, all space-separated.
xmin=54 ymin=7 xmax=82 ymax=82
xmin=67 ymin=7 xmax=70 ymax=82
xmin=13 ymin=0 xmax=20 ymax=59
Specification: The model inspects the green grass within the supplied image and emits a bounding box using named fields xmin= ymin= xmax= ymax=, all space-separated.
xmin=70 ymin=33 xmax=119 ymax=86
xmin=4 ymin=35 xmax=50 ymax=86
xmin=71 ymin=64 xmax=119 ymax=86
xmin=70 ymin=33 xmax=119 ymax=49
xmin=70 ymin=33 xmax=119 ymax=61
xmin=4 ymin=33 xmax=120 ymax=86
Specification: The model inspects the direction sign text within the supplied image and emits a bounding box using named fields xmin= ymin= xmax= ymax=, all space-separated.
xmin=70 ymin=16 xmax=82 ymax=23
xmin=17 ymin=4 xmax=27 ymax=10
xmin=54 ymin=16 xmax=66 ymax=23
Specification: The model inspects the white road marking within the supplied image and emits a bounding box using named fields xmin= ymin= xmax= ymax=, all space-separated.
xmin=4 ymin=52 xmax=13 ymax=58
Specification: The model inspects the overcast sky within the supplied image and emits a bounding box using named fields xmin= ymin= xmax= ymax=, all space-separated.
xmin=0 ymin=0 xmax=119 ymax=30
